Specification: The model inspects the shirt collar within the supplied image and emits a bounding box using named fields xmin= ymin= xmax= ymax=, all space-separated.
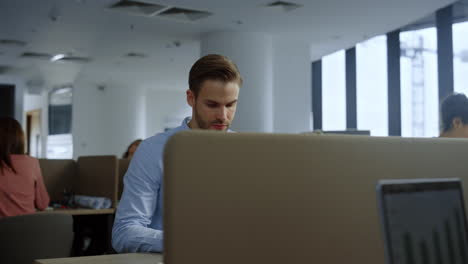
xmin=182 ymin=117 xmax=191 ymax=130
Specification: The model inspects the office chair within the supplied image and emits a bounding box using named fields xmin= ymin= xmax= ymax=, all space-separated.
xmin=0 ymin=213 xmax=74 ymax=264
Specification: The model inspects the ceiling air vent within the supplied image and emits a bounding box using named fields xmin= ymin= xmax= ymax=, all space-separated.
xmin=0 ymin=39 xmax=27 ymax=47
xmin=157 ymin=7 xmax=212 ymax=22
xmin=20 ymin=52 xmax=52 ymax=60
xmin=265 ymin=1 xmax=302 ymax=12
xmin=124 ymin=52 xmax=147 ymax=58
xmin=109 ymin=0 xmax=167 ymax=17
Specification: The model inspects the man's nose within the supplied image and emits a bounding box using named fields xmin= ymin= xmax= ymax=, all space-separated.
xmin=216 ymin=107 xmax=228 ymax=121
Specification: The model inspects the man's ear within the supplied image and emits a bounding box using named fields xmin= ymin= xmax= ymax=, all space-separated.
xmin=186 ymin=89 xmax=195 ymax=107
xmin=452 ymin=117 xmax=463 ymax=129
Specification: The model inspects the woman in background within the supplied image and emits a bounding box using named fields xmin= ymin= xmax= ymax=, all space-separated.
xmin=122 ymin=139 xmax=142 ymax=160
xmin=0 ymin=117 xmax=49 ymax=217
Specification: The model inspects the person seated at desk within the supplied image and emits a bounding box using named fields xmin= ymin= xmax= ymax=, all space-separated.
xmin=0 ymin=117 xmax=50 ymax=217
xmin=440 ymin=93 xmax=468 ymax=138
xmin=122 ymin=139 xmax=142 ymax=160
xmin=112 ymin=54 xmax=242 ymax=253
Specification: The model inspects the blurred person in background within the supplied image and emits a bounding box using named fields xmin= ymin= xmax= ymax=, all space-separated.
xmin=122 ymin=139 xmax=142 ymax=160
xmin=440 ymin=93 xmax=468 ymax=138
xmin=0 ymin=117 xmax=49 ymax=217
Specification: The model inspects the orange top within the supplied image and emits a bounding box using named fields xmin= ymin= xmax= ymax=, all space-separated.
xmin=0 ymin=155 xmax=50 ymax=217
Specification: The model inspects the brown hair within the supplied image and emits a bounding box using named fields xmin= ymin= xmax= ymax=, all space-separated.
xmin=122 ymin=139 xmax=142 ymax=159
xmin=441 ymin=93 xmax=468 ymax=132
xmin=0 ymin=117 xmax=25 ymax=174
xmin=188 ymin=54 xmax=243 ymax=97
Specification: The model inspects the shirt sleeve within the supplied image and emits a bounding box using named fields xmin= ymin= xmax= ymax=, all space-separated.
xmin=34 ymin=158 xmax=50 ymax=210
xmin=112 ymin=140 xmax=164 ymax=253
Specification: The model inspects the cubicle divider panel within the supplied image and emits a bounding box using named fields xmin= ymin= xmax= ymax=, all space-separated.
xmin=39 ymin=159 xmax=77 ymax=203
xmin=164 ymin=132 xmax=468 ymax=264
xmin=75 ymin=156 xmax=118 ymax=208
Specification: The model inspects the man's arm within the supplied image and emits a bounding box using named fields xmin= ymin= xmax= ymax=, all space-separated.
xmin=112 ymin=141 xmax=163 ymax=253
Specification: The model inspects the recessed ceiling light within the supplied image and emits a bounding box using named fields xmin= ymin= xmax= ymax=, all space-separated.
xmin=51 ymin=54 xmax=66 ymax=62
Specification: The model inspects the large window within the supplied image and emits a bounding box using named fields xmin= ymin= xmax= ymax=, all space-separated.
xmin=356 ymin=35 xmax=388 ymax=136
xmin=453 ymin=21 xmax=468 ymax=95
xmin=47 ymin=86 xmax=73 ymax=159
xmin=322 ymin=50 xmax=346 ymax=131
xmin=400 ymin=27 xmax=439 ymax=137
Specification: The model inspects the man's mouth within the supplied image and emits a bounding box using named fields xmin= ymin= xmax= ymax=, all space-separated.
xmin=211 ymin=124 xmax=226 ymax=130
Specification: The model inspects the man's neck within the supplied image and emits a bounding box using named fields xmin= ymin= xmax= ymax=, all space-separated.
xmin=187 ymin=118 xmax=197 ymax=130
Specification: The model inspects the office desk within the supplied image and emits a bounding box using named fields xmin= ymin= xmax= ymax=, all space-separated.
xmin=37 ymin=208 xmax=115 ymax=215
xmin=37 ymin=208 xmax=116 ymax=255
xmin=34 ymin=253 xmax=162 ymax=264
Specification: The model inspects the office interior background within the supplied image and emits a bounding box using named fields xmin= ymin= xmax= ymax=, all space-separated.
xmin=0 ymin=0 xmax=466 ymax=159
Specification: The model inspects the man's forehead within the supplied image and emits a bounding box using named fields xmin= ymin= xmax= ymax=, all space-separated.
xmin=198 ymin=81 xmax=239 ymax=96
xmin=199 ymin=79 xmax=239 ymax=89
xmin=203 ymin=98 xmax=238 ymax=103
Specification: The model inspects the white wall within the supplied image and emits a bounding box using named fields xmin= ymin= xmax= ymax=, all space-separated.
xmin=70 ymin=53 xmax=198 ymax=158
xmin=72 ymin=80 xmax=147 ymax=158
xmin=19 ymin=35 xmax=314 ymax=160
xmin=72 ymin=83 xmax=192 ymax=158
xmin=273 ymin=38 xmax=312 ymax=133
xmin=145 ymin=90 xmax=191 ymax=136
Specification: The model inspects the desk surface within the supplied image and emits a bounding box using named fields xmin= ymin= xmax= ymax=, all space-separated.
xmin=34 ymin=253 xmax=162 ymax=264
xmin=37 ymin=208 xmax=115 ymax=215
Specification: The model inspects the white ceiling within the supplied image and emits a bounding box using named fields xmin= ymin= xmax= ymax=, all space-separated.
xmin=0 ymin=0 xmax=457 ymax=92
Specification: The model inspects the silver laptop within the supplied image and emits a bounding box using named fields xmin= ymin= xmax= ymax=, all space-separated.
xmin=377 ymin=178 xmax=468 ymax=264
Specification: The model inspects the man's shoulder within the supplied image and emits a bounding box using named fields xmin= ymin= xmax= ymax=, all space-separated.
xmin=140 ymin=126 xmax=187 ymax=153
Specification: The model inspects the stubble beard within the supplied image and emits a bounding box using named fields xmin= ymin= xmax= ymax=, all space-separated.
xmin=193 ymin=104 xmax=229 ymax=131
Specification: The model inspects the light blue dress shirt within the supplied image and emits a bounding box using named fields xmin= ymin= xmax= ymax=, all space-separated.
xmin=112 ymin=117 xmax=190 ymax=253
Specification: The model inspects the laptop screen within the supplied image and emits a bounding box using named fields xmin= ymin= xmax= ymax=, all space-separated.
xmin=377 ymin=179 xmax=468 ymax=264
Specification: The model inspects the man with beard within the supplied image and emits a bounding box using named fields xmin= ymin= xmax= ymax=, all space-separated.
xmin=112 ymin=54 xmax=242 ymax=253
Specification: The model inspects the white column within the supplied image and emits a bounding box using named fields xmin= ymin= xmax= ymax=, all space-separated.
xmin=201 ymin=32 xmax=273 ymax=132
xmin=273 ymin=37 xmax=312 ymax=133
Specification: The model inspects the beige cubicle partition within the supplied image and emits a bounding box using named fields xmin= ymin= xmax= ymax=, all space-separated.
xmin=39 ymin=159 xmax=77 ymax=202
xmin=39 ymin=156 xmax=119 ymax=208
xmin=76 ymin=156 xmax=119 ymax=208
xmin=163 ymin=131 xmax=468 ymax=264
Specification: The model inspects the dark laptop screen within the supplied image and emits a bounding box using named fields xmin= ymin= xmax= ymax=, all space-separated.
xmin=378 ymin=179 xmax=468 ymax=264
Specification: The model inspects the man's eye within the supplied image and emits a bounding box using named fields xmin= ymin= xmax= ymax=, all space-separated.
xmin=207 ymin=103 xmax=217 ymax=108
